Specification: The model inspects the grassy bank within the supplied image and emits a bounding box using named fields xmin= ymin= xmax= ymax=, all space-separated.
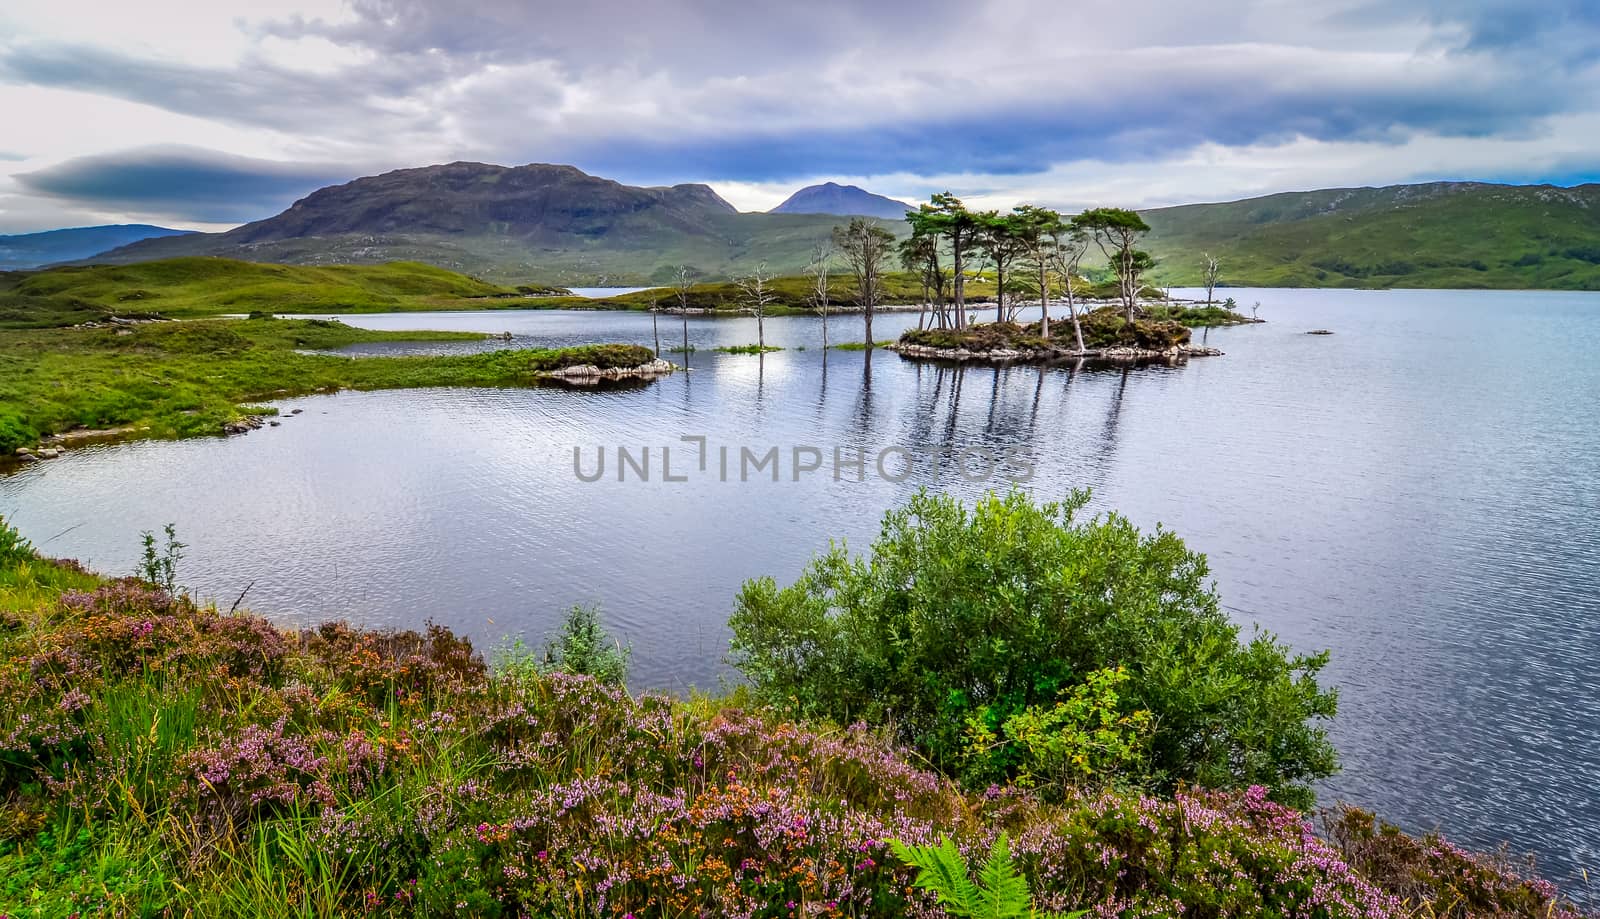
xmin=0 ymin=258 xmax=545 ymax=324
xmin=0 ymin=512 xmax=1588 ymax=918
xmin=0 ymin=316 xmax=656 ymax=453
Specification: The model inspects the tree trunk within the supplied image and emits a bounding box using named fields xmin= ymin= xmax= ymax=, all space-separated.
xmin=952 ymin=237 xmax=967 ymax=330
xmin=1065 ymin=277 xmax=1085 ymax=353
xmin=757 ymin=311 xmax=765 ymax=350
xmin=1038 ymin=261 xmax=1050 ymax=339
xmin=652 ymin=309 xmax=661 ymax=357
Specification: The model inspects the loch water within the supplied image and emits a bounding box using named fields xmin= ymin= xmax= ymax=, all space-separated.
xmin=6 ymin=288 xmax=1599 ymax=890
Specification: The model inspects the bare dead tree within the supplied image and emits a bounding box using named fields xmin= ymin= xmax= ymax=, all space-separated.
xmin=1202 ymin=254 xmax=1221 ymax=304
xmin=673 ymin=266 xmax=694 ymax=359
xmin=649 ymin=293 xmax=662 ymax=357
xmin=735 ymin=261 xmax=779 ymax=351
xmin=832 ymin=218 xmax=895 ymax=350
xmin=806 ymin=240 xmax=833 ymax=350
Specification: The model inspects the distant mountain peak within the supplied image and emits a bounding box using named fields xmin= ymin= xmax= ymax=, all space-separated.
xmin=770 ymin=183 xmax=912 ymax=220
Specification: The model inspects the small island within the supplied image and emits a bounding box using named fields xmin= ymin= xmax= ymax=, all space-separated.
xmin=892 ymin=303 xmax=1257 ymax=364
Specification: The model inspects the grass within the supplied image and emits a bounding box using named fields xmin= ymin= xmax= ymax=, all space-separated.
xmin=713 ymin=343 xmax=784 ymax=354
xmin=0 ymin=522 xmax=1589 ymax=918
xmin=1 ymin=257 xmax=519 ymax=321
xmin=0 ymin=316 xmax=656 ymax=452
xmin=830 ymin=340 xmax=895 ymax=350
xmin=1142 ymin=182 xmax=1600 ymax=289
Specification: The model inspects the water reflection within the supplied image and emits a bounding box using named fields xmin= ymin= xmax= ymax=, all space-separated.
xmin=4 ymin=290 xmax=1600 ymax=892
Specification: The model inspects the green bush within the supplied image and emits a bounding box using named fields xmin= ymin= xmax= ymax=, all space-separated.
xmin=538 ymin=604 xmax=630 ymax=685
xmin=729 ymin=488 xmax=1338 ymax=806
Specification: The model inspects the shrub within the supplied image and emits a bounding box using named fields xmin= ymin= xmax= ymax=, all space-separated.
xmin=0 ymin=516 xmax=32 ymax=567
xmin=538 ymin=604 xmax=630 ymax=686
xmin=729 ymin=488 xmax=1338 ymax=806
xmin=1324 ymin=806 xmax=1589 ymax=919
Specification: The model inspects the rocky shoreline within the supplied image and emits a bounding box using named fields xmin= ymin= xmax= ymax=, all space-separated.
xmin=536 ymin=358 xmax=679 ymax=382
xmin=890 ymin=342 xmax=1224 ymax=363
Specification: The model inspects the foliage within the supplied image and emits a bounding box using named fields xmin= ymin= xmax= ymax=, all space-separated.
xmin=137 ymin=523 xmax=186 ymax=596
xmin=0 ymin=536 xmax=1587 ymax=917
xmin=729 ymin=488 xmax=1339 ymax=807
xmin=963 ymin=667 xmax=1152 ymax=793
xmin=890 ymin=834 xmax=1082 ymax=918
xmin=0 ymin=517 xmax=33 ymax=568
xmin=538 ymin=604 xmax=630 ymax=686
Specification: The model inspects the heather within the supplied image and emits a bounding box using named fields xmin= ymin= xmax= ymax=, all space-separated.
xmin=0 ymin=514 xmax=1589 ymax=918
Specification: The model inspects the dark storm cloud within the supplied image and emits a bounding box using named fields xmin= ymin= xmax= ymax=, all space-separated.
xmin=15 ymin=147 xmax=351 ymax=224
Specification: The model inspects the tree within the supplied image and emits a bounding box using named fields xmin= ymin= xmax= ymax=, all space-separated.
xmin=729 ymin=488 xmax=1339 ymax=808
xmin=672 ymin=266 xmax=695 ymax=359
xmin=979 ymin=212 xmax=1029 ymax=322
xmin=1202 ymin=253 xmax=1221 ymax=304
xmin=806 ymin=240 xmax=833 ymax=350
xmin=832 ymin=218 xmax=895 ymax=350
xmin=898 ymin=233 xmax=943 ymax=330
xmin=649 ymin=294 xmax=662 ymax=357
xmin=735 ymin=261 xmax=777 ymax=351
xmin=1053 ymin=228 xmax=1092 ymax=353
xmin=908 ymin=194 xmax=983 ymax=329
xmin=1072 ymin=208 xmax=1151 ymax=321
xmin=1010 ymin=205 xmax=1065 ymax=338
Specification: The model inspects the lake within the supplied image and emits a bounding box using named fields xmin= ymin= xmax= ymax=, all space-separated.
xmin=5 ymin=288 xmax=1598 ymax=891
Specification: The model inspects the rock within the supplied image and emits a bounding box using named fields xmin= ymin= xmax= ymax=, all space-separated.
xmin=290 ymin=409 xmax=304 ymax=415
xmin=269 ymin=421 xmax=282 ymax=427
xmin=14 ymin=447 xmax=31 ymax=456
xmin=14 ymin=453 xmax=39 ymax=463
xmin=1307 ymin=329 xmax=1334 ymax=335
xmin=539 ymin=359 xmax=678 ymax=381
xmin=37 ymin=448 xmax=61 ymax=459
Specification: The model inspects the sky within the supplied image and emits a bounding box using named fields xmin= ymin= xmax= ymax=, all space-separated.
xmin=1 ymin=0 xmax=1598 ymax=233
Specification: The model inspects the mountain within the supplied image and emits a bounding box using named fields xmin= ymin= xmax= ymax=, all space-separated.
xmin=1143 ymin=181 xmax=1600 ymax=289
xmin=0 ymin=224 xmax=192 ymax=270
xmin=770 ymin=182 xmax=913 ymax=220
xmin=75 ymin=165 xmax=1600 ymax=290
xmin=84 ymin=162 xmax=866 ymax=285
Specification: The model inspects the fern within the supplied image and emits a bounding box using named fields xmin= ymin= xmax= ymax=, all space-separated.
xmin=889 ymin=834 xmax=1086 ymax=919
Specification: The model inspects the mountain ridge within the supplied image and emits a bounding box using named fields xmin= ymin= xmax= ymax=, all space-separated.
xmin=0 ymin=224 xmax=191 ymax=270
xmin=69 ymin=165 xmax=1600 ymax=289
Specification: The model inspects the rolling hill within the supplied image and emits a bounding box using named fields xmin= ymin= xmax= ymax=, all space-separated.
xmin=0 ymin=224 xmax=192 ymax=270
xmin=0 ymin=257 xmax=515 ymax=327
xmin=770 ymin=182 xmax=912 ymax=220
xmin=1143 ymin=182 xmax=1600 ymax=289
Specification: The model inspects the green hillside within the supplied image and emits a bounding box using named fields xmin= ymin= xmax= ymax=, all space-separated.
xmin=0 ymin=257 xmax=518 ymax=326
xmin=1143 ymin=182 xmax=1600 ymax=289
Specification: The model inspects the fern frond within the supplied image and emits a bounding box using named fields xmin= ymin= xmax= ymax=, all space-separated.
xmin=890 ymin=837 xmax=982 ymax=915
xmin=976 ymin=833 xmax=1033 ymax=918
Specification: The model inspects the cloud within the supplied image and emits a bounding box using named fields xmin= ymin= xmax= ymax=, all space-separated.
xmin=0 ymin=0 xmax=1597 ymax=229
xmin=15 ymin=146 xmax=352 ymax=224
